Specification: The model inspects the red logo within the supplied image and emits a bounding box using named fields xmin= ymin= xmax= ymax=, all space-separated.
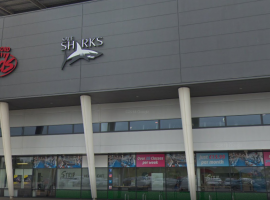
xmin=0 ymin=47 xmax=17 ymax=77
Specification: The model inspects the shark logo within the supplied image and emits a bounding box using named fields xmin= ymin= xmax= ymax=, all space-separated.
xmin=61 ymin=42 xmax=103 ymax=70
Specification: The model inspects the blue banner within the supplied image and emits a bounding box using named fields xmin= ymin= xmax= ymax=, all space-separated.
xmin=196 ymin=153 xmax=229 ymax=167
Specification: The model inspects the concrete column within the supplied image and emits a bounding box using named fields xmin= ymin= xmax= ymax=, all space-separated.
xmin=80 ymin=95 xmax=97 ymax=200
xmin=178 ymin=88 xmax=196 ymax=200
xmin=0 ymin=102 xmax=13 ymax=199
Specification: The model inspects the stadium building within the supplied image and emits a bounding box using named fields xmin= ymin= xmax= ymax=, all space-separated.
xmin=0 ymin=0 xmax=269 ymax=200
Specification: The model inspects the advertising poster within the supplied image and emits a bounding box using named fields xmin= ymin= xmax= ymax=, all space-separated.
xmin=13 ymin=175 xmax=22 ymax=185
xmin=196 ymin=153 xmax=229 ymax=167
xmin=33 ymin=156 xmax=57 ymax=168
xmin=151 ymin=173 xmax=164 ymax=191
xmin=229 ymin=151 xmax=264 ymax=166
xmin=136 ymin=154 xmax=165 ymax=167
xmin=264 ymin=152 xmax=270 ymax=166
xmin=166 ymin=153 xmax=186 ymax=167
xmin=58 ymin=155 xmax=82 ymax=168
xmin=108 ymin=154 xmax=135 ymax=167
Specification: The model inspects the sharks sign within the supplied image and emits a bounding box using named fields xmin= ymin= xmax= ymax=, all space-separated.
xmin=61 ymin=36 xmax=104 ymax=70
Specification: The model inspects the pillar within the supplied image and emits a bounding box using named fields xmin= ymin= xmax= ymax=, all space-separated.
xmin=80 ymin=95 xmax=97 ymax=200
xmin=178 ymin=88 xmax=196 ymax=200
xmin=0 ymin=102 xmax=14 ymax=199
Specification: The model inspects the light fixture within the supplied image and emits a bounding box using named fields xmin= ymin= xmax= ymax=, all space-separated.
xmin=17 ymin=163 xmax=28 ymax=165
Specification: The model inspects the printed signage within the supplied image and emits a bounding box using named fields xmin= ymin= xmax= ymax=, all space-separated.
xmin=229 ymin=151 xmax=264 ymax=166
xmin=108 ymin=154 xmax=136 ymax=167
xmin=264 ymin=152 xmax=270 ymax=166
xmin=0 ymin=47 xmax=18 ymax=77
xmin=166 ymin=153 xmax=186 ymax=167
xmin=196 ymin=153 xmax=229 ymax=167
xmin=136 ymin=154 xmax=165 ymax=167
xmin=61 ymin=36 xmax=103 ymax=70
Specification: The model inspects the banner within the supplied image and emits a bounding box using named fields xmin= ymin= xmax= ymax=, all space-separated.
xmin=166 ymin=153 xmax=186 ymax=167
xmin=136 ymin=154 xmax=165 ymax=167
xmin=33 ymin=156 xmax=57 ymax=168
xmin=108 ymin=154 xmax=135 ymax=167
xmin=229 ymin=151 xmax=264 ymax=166
xmin=264 ymin=152 xmax=270 ymax=166
xmin=196 ymin=153 xmax=229 ymax=167
xmin=58 ymin=155 xmax=82 ymax=168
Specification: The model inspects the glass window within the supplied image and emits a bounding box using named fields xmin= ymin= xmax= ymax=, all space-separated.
xmin=193 ymin=117 xmax=225 ymax=128
xmin=81 ymin=168 xmax=108 ymax=190
xmin=264 ymin=167 xmax=270 ymax=192
xmin=14 ymin=157 xmax=33 ymax=169
xmin=231 ymin=167 xmax=266 ymax=192
xmin=13 ymin=169 xmax=32 ymax=189
xmin=24 ymin=126 xmax=47 ymax=135
xmin=48 ymin=125 xmax=72 ymax=135
xmin=160 ymin=119 xmax=182 ymax=129
xmin=0 ymin=157 xmax=5 ymax=168
xmin=226 ymin=115 xmax=261 ymax=126
xmin=0 ymin=169 xmax=6 ymax=188
xmin=111 ymin=168 xmax=136 ymax=190
xmin=197 ymin=167 xmax=230 ymax=192
xmin=57 ymin=168 xmax=81 ymax=190
xmin=166 ymin=168 xmax=188 ymax=191
xmin=137 ymin=168 xmax=165 ymax=191
xmin=101 ymin=122 xmax=128 ymax=132
xmin=74 ymin=124 xmax=83 ymax=134
xmin=263 ymin=114 xmax=270 ymax=125
xmin=93 ymin=123 xmax=100 ymax=133
xmin=10 ymin=127 xmax=22 ymax=136
xmin=32 ymin=169 xmax=56 ymax=193
xmin=130 ymin=120 xmax=159 ymax=131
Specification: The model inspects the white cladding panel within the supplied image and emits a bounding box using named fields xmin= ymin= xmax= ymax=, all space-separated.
xmin=3 ymin=92 xmax=270 ymax=155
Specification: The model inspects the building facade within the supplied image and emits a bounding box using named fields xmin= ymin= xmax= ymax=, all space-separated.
xmin=0 ymin=0 xmax=269 ymax=200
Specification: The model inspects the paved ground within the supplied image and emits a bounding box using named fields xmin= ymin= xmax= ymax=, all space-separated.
xmin=0 ymin=198 xmax=88 ymax=200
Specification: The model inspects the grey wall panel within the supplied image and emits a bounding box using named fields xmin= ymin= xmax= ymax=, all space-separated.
xmin=10 ymin=43 xmax=62 ymax=60
xmin=83 ymin=0 xmax=173 ymax=15
xmin=179 ymin=0 xmax=270 ymax=25
xmin=82 ymin=14 xmax=178 ymax=37
xmin=2 ymin=28 xmax=82 ymax=49
xmin=178 ymin=0 xmax=257 ymax=12
xmin=181 ymin=60 xmax=270 ymax=82
xmin=85 ymin=41 xmax=179 ymax=64
xmin=0 ymin=64 xmax=80 ymax=87
xmin=83 ymin=1 xmax=177 ymax=27
xmin=83 ymin=27 xmax=179 ymax=50
xmin=80 ymin=69 xmax=181 ymax=91
xmin=181 ymin=44 xmax=270 ymax=69
xmin=180 ymin=29 xmax=270 ymax=54
xmin=81 ymin=55 xmax=180 ymax=78
xmin=0 ymin=79 xmax=80 ymax=99
xmin=4 ymin=4 xmax=82 ymax=28
xmin=3 ymin=16 xmax=82 ymax=39
xmin=180 ymin=13 xmax=270 ymax=39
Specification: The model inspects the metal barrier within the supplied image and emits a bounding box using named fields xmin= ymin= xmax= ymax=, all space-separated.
xmin=124 ymin=193 xmax=129 ymax=200
xmin=142 ymin=193 xmax=146 ymax=200
xmin=159 ymin=192 xmax=163 ymax=200
xmin=209 ymin=194 xmax=212 ymax=200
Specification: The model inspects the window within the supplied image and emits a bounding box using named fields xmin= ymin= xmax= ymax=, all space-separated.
xmin=24 ymin=126 xmax=47 ymax=135
xmin=101 ymin=122 xmax=128 ymax=132
xmin=93 ymin=123 xmax=100 ymax=133
xmin=262 ymin=114 xmax=270 ymax=125
xmin=160 ymin=119 xmax=182 ymax=129
xmin=230 ymin=167 xmax=266 ymax=192
xmin=57 ymin=168 xmax=81 ymax=190
xmin=74 ymin=124 xmax=83 ymax=134
xmin=13 ymin=157 xmax=33 ymax=169
xmin=226 ymin=115 xmax=261 ymax=126
xmin=192 ymin=117 xmax=225 ymax=128
xmin=10 ymin=127 xmax=22 ymax=136
xmin=48 ymin=125 xmax=72 ymax=135
xmin=112 ymin=168 xmax=136 ymax=190
xmin=130 ymin=120 xmax=159 ymax=131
